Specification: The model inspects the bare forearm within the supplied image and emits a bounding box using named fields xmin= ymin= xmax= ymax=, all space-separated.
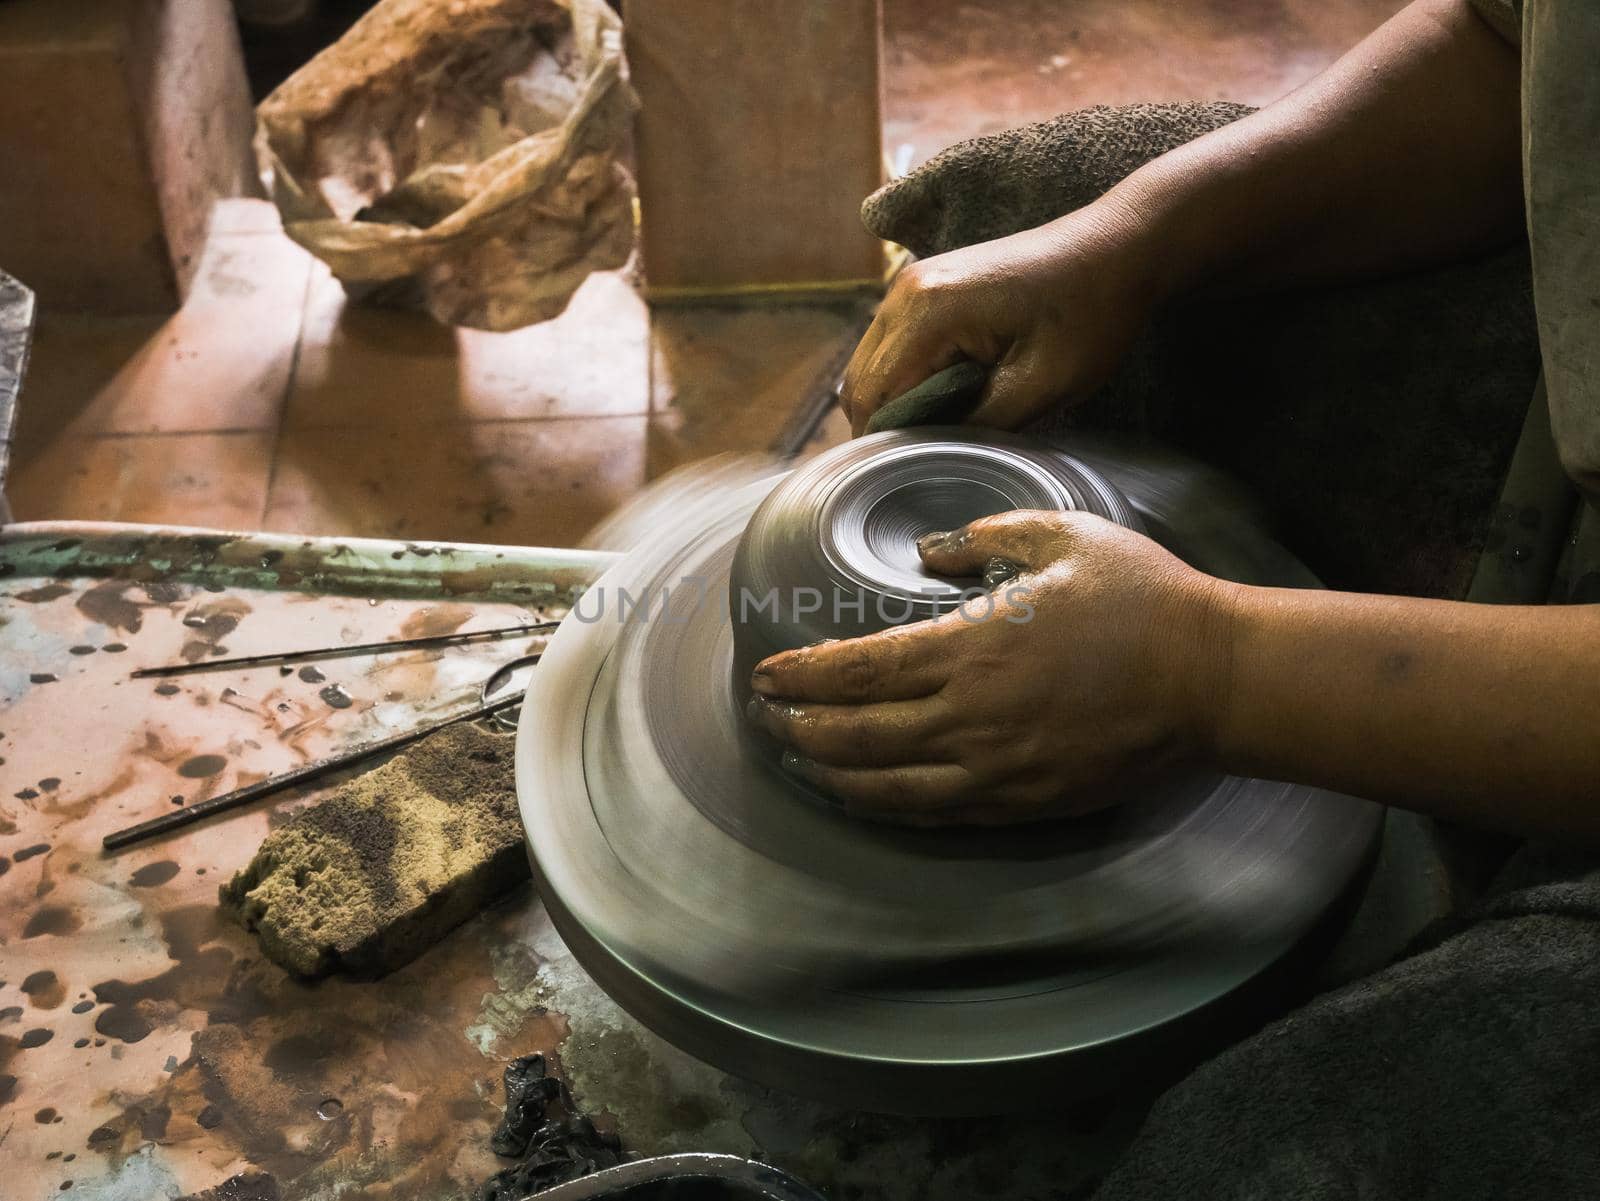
xmin=1072 ymin=0 xmax=1523 ymax=300
xmin=1212 ymin=586 xmax=1600 ymax=839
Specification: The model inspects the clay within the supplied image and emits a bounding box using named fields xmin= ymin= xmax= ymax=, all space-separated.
xmin=177 ymin=1172 xmax=279 ymax=1201
xmin=219 ymin=723 xmax=527 ymax=978
xmin=318 ymin=685 xmax=353 ymax=710
xmin=480 ymin=1054 xmax=622 ymax=1201
xmin=490 ymin=1054 xmax=564 ymax=1157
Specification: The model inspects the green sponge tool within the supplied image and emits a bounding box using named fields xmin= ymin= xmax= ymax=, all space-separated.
xmin=864 ymin=359 xmax=990 ymax=433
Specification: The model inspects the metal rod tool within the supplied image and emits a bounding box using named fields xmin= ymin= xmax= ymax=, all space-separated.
xmin=130 ymin=621 xmax=560 ymax=679
xmin=102 ymin=691 xmax=523 ymax=852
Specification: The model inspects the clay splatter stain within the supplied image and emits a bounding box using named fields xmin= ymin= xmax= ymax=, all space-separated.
xmin=142 ymin=581 xmax=186 ymax=604
xmin=154 ymin=683 xmax=180 ymax=697
xmin=71 ymin=1000 xmax=94 ymax=1015
xmin=14 ymin=843 xmax=50 ymax=861
xmin=130 ymin=861 xmax=181 ymax=888
xmin=185 ymin=1174 xmax=280 ymax=1201
xmin=178 ymin=598 xmax=251 ymax=663
xmin=35 ymin=1106 xmax=58 ymax=1123
xmin=178 ymin=755 xmax=228 ymax=779
xmin=102 ymin=642 xmax=128 ymax=653
xmin=23 ymin=906 xmax=81 ymax=939
xmin=29 ymin=673 xmax=57 ymax=685
xmin=57 ymin=901 xmax=561 ymax=1198
xmin=15 ymin=583 xmax=71 ymax=603
xmin=197 ymin=1103 xmax=224 ymax=1129
xmin=400 ymin=604 xmax=473 ymax=641
xmin=92 ymin=906 xmax=236 ymax=1048
xmin=22 ymin=970 xmax=65 ymax=1008
xmin=93 ymin=1000 xmax=153 ymax=1045
xmin=297 ymin=666 xmax=325 ymax=684
xmin=76 ymin=581 xmax=146 ymax=633
xmin=69 ymin=645 xmax=97 ymax=656
xmin=318 ymin=685 xmax=353 ymax=710
xmin=19 ymin=1027 xmax=53 ymax=1048
xmin=38 ymin=778 xmax=59 ymax=791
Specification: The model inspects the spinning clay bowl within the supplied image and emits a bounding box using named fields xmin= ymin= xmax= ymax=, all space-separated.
xmin=727 ymin=431 xmax=1142 ymax=709
xmin=517 ymin=429 xmax=1383 ymax=1114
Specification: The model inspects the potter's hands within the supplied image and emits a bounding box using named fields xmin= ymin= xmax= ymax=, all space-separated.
xmin=837 ymin=204 xmax=1166 ymax=437
xmin=747 ymin=511 xmax=1236 ymax=825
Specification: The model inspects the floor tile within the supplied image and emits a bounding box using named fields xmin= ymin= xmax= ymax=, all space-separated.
xmin=12 ymin=230 xmax=311 ymax=447
xmin=283 ymin=265 xmax=650 ymax=428
xmin=647 ymin=303 xmax=867 ymax=477
xmin=882 ymin=0 xmax=1406 ymax=165
xmin=262 ymin=415 xmax=649 ymax=546
xmin=7 ymin=0 xmax=1408 ymax=549
xmin=208 ymin=197 xmax=287 ymax=237
xmin=8 ymin=431 xmax=275 ymax=528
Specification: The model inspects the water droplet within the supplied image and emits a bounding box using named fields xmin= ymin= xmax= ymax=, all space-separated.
xmin=316 ymin=1097 xmax=343 ymax=1120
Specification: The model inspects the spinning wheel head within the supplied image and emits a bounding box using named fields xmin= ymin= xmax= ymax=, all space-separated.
xmin=516 ymin=430 xmax=1382 ymax=1114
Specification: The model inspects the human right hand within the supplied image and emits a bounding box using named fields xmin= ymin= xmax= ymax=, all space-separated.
xmin=838 ymin=202 xmax=1168 ymax=436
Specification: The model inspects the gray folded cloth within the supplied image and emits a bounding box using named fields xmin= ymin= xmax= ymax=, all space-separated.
xmin=862 ymin=104 xmax=1541 ymax=601
xmin=1087 ymin=845 xmax=1600 ymax=1201
xmin=864 ymin=103 xmax=1255 ymax=258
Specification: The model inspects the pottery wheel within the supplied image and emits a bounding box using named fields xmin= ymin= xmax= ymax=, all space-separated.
xmin=517 ymin=430 xmax=1382 ymax=1114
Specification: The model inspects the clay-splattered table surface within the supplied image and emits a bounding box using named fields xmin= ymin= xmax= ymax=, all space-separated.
xmin=0 ymin=523 xmax=1134 ymax=1201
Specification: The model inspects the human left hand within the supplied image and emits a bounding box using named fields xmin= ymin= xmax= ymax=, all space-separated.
xmin=746 ymin=510 xmax=1237 ymax=825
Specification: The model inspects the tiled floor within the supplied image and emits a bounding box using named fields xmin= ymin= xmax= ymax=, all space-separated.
xmin=883 ymin=0 xmax=1405 ymax=164
xmin=7 ymin=0 xmax=1403 ymax=546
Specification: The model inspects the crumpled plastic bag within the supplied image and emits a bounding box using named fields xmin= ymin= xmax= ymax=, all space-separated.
xmin=255 ymin=0 xmax=635 ymax=331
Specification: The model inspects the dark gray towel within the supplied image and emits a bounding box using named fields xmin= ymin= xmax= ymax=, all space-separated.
xmin=1088 ymin=847 xmax=1600 ymax=1201
xmin=864 ymin=103 xmax=1257 ymax=258
xmin=862 ymin=104 xmax=1541 ymax=601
